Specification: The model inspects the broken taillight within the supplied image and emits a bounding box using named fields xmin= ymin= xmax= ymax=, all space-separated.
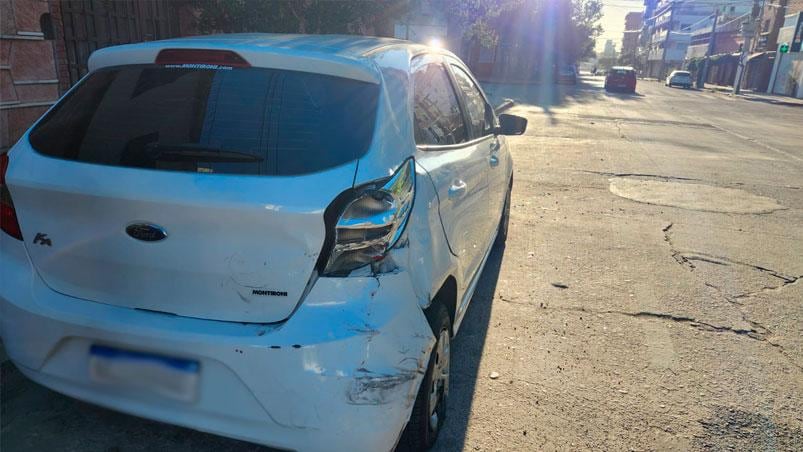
xmin=321 ymin=159 xmax=415 ymax=276
xmin=155 ymin=49 xmax=251 ymax=68
xmin=0 ymin=153 xmax=23 ymax=240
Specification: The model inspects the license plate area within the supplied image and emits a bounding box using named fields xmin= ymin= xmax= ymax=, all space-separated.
xmin=89 ymin=344 xmax=199 ymax=402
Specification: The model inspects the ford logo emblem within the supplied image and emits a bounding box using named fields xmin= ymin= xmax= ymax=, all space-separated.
xmin=126 ymin=223 xmax=167 ymax=242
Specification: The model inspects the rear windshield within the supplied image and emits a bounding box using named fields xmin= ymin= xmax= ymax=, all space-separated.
xmin=673 ymin=72 xmax=691 ymax=76
xmin=610 ymin=69 xmax=634 ymax=75
xmin=29 ymin=65 xmax=379 ymax=176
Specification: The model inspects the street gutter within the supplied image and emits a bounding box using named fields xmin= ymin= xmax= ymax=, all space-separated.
xmin=705 ymin=85 xmax=803 ymax=108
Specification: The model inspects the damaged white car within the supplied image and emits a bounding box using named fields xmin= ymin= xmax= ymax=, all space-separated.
xmin=0 ymin=34 xmax=526 ymax=451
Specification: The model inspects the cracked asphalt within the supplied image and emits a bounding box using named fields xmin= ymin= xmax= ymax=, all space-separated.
xmin=432 ymin=77 xmax=803 ymax=451
xmin=2 ymin=77 xmax=802 ymax=451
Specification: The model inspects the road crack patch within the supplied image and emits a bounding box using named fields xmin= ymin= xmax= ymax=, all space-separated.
xmin=660 ymin=222 xmax=803 ymax=372
xmin=610 ymin=178 xmax=787 ymax=214
xmin=549 ymin=306 xmax=765 ymax=340
xmin=579 ymin=170 xmax=701 ymax=182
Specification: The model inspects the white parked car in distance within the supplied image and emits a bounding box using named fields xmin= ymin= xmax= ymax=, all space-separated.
xmin=666 ymin=70 xmax=693 ymax=88
xmin=0 ymin=34 xmax=526 ymax=451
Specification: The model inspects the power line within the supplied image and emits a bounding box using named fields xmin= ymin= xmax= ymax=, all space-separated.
xmin=641 ymin=0 xmax=754 ymax=22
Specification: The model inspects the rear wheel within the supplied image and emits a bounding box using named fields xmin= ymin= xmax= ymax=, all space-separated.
xmin=397 ymin=304 xmax=451 ymax=451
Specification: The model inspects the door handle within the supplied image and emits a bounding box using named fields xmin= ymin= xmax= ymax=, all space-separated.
xmin=489 ymin=155 xmax=499 ymax=167
xmin=490 ymin=139 xmax=501 ymax=152
xmin=448 ymin=180 xmax=468 ymax=199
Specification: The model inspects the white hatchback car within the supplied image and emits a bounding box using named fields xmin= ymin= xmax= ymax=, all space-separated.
xmin=0 ymin=34 xmax=526 ymax=451
xmin=665 ymin=70 xmax=693 ymax=88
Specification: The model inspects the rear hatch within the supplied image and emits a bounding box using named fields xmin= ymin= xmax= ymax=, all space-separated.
xmin=607 ymin=69 xmax=635 ymax=86
xmin=672 ymin=73 xmax=691 ymax=84
xmin=8 ymin=56 xmax=379 ymax=323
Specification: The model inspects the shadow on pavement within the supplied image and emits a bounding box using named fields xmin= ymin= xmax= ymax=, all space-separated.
xmin=604 ymin=90 xmax=645 ymax=99
xmin=483 ymin=76 xmax=645 ymax=125
xmin=432 ymin=243 xmax=504 ymax=451
xmin=0 ymin=359 xmax=278 ymax=452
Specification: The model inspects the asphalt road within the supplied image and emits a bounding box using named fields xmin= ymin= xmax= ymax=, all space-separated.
xmin=2 ymin=76 xmax=802 ymax=451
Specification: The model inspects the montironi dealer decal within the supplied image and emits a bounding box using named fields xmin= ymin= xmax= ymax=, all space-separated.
xmin=164 ymin=63 xmax=234 ymax=70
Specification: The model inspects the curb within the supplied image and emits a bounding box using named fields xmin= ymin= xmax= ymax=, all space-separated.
xmin=706 ymin=87 xmax=803 ymax=107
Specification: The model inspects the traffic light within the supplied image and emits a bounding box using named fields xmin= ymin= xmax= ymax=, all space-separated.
xmin=779 ymin=42 xmax=790 ymax=53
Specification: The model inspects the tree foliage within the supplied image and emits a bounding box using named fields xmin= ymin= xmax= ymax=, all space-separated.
xmin=194 ymin=0 xmax=410 ymax=36
xmin=442 ymin=0 xmax=523 ymax=48
xmin=193 ymin=0 xmax=604 ymax=63
xmin=571 ymin=0 xmax=603 ymax=60
xmin=443 ymin=0 xmax=602 ymax=60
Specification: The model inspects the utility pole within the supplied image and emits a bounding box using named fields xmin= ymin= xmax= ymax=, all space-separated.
xmin=698 ymin=10 xmax=719 ymax=89
xmin=734 ymin=0 xmax=761 ymax=94
xmin=659 ymin=3 xmax=675 ymax=79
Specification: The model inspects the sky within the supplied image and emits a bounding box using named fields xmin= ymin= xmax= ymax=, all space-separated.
xmin=595 ymin=0 xmax=645 ymax=54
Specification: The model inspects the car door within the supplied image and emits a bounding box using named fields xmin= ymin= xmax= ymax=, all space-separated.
xmin=446 ymin=61 xmax=508 ymax=246
xmin=412 ymin=53 xmax=491 ymax=296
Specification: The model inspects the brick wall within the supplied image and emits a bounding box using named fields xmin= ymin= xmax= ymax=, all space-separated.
xmin=0 ymin=0 xmax=60 ymax=152
xmin=1 ymin=0 xmax=197 ymax=153
xmin=761 ymin=0 xmax=803 ymax=51
xmin=48 ymin=0 xmax=70 ymax=94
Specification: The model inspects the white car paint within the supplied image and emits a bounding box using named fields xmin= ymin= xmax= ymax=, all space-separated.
xmin=666 ymin=70 xmax=692 ymax=87
xmin=0 ymin=34 xmax=514 ymax=451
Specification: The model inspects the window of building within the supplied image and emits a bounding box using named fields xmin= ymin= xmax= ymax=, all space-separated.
xmin=40 ymin=13 xmax=54 ymax=40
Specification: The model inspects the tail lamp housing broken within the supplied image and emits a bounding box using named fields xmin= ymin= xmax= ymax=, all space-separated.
xmin=321 ymin=159 xmax=415 ymax=276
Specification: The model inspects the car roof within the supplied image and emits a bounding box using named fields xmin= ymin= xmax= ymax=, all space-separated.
xmin=88 ymin=33 xmax=441 ymax=84
xmin=152 ymin=33 xmax=409 ymax=58
xmin=610 ymin=66 xmax=634 ymax=71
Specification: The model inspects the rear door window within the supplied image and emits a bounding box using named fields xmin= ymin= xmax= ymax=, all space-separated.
xmin=28 ymin=65 xmax=379 ymax=176
xmin=449 ymin=64 xmax=494 ymax=139
xmin=412 ymin=58 xmax=467 ymax=146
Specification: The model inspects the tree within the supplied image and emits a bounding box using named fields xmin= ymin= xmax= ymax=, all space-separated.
xmin=442 ymin=0 xmax=523 ymax=49
xmin=194 ymin=0 xmax=410 ymax=36
xmin=193 ymin=0 xmax=604 ymax=67
xmin=571 ymin=0 xmax=603 ymax=60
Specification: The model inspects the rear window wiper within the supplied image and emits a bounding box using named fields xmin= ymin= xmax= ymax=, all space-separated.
xmin=145 ymin=143 xmax=264 ymax=163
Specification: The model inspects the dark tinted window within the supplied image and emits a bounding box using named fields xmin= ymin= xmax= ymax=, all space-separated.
xmin=450 ymin=64 xmax=493 ymax=138
xmin=29 ymin=65 xmax=379 ymax=176
xmin=609 ymin=69 xmax=634 ymax=76
xmin=412 ymin=61 xmax=467 ymax=146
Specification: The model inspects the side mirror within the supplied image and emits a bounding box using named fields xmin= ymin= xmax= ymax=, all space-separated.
xmin=496 ymin=114 xmax=527 ymax=136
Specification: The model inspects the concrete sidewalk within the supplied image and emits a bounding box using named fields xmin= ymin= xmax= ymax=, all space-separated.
xmin=704 ymin=84 xmax=803 ymax=107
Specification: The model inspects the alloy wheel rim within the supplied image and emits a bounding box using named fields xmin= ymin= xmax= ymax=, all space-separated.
xmin=428 ymin=328 xmax=450 ymax=432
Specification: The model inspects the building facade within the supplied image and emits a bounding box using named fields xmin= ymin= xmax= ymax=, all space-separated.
xmin=1 ymin=0 xmax=195 ymax=153
xmin=621 ymin=11 xmax=643 ymax=66
xmin=743 ymin=0 xmax=803 ymax=92
xmin=640 ymin=0 xmax=751 ymax=78
xmin=685 ymin=12 xmax=746 ymax=86
xmin=767 ymin=11 xmax=803 ymax=97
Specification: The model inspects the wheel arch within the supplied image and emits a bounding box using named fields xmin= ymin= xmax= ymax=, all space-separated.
xmin=425 ymin=275 xmax=458 ymax=333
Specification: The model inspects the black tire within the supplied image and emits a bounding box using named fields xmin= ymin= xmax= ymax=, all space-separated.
xmin=397 ymin=304 xmax=451 ymax=451
xmin=495 ymin=180 xmax=511 ymax=246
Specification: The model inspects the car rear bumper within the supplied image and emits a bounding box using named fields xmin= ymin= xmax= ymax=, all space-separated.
xmin=605 ymin=83 xmax=636 ymax=91
xmin=0 ymin=234 xmax=435 ymax=452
